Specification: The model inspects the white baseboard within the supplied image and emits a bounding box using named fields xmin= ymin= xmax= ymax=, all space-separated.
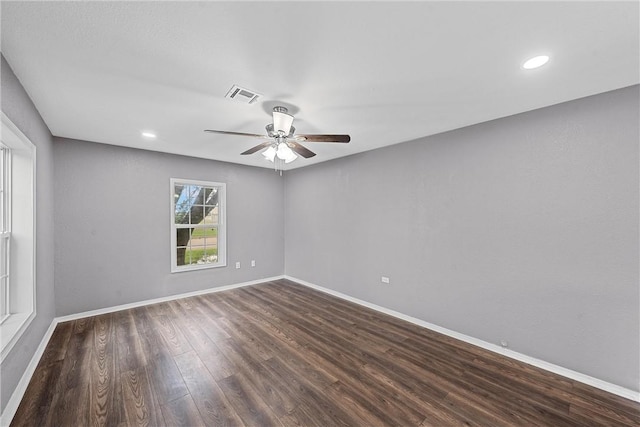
xmin=55 ymin=275 xmax=285 ymax=323
xmin=0 ymin=320 xmax=57 ymax=427
xmin=284 ymin=275 xmax=640 ymax=403
xmin=0 ymin=275 xmax=284 ymax=426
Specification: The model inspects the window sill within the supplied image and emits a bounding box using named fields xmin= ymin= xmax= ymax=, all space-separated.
xmin=171 ymin=262 xmax=227 ymax=274
xmin=1 ymin=311 xmax=36 ymax=363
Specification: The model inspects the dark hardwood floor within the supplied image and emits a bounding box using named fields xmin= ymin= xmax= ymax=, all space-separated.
xmin=11 ymin=279 xmax=640 ymax=426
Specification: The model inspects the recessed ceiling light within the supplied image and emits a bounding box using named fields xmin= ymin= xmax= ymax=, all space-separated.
xmin=522 ymin=55 xmax=550 ymax=70
xmin=141 ymin=131 xmax=157 ymax=139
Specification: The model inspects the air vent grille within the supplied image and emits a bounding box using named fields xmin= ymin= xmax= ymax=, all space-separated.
xmin=225 ymin=85 xmax=261 ymax=104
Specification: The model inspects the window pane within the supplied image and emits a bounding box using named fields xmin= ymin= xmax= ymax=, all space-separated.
xmin=186 ymin=246 xmax=204 ymax=265
xmin=204 ymin=187 xmax=218 ymax=206
xmin=0 ymin=148 xmax=5 ymax=232
xmin=189 ymin=241 xmax=205 ymax=251
xmin=0 ymin=237 xmax=7 ymax=318
xmin=193 ymin=186 xmax=205 ymax=205
xmin=203 ymin=227 xmax=218 ymax=246
xmin=0 ymin=276 xmax=6 ymax=318
xmin=0 ymin=147 xmax=7 ymax=318
xmin=203 ymin=206 xmax=218 ymax=225
xmin=174 ymin=184 xmax=190 ymax=224
xmin=176 ymin=246 xmax=188 ymax=266
xmin=189 ymin=205 xmax=205 ymax=225
xmin=176 ymin=228 xmax=193 ymax=252
xmin=1 ymin=237 xmax=6 ymax=276
xmin=201 ymin=247 xmax=218 ymax=264
xmin=189 ymin=226 xmax=213 ymax=240
xmin=186 ymin=247 xmax=218 ymax=265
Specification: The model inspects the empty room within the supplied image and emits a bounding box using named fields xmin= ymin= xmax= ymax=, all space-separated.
xmin=1 ymin=1 xmax=639 ymax=426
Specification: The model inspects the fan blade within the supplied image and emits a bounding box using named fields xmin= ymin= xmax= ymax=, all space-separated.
xmin=204 ymin=129 xmax=266 ymax=138
xmin=288 ymin=141 xmax=316 ymax=158
xmin=241 ymin=142 xmax=272 ymax=155
xmin=295 ymin=134 xmax=350 ymax=143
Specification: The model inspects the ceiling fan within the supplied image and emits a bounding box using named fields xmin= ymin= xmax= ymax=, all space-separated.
xmin=204 ymin=106 xmax=350 ymax=165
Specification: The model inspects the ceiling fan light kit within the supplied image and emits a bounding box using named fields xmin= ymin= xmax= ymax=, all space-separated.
xmin=262 ymin=146 xmax=276 ymax=162
xmin=272 ymin=106 xmax=294 ymax=135
xmin=262 ymin=143 xmax=297 ymax=163
xmin=204 ymin=106 xmax=350 ymax=173
xmin=276 ymin=142 xmax=297 ymax=163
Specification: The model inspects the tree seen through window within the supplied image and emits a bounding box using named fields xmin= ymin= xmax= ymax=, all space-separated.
xmin=174 ymin=184 xmax=220 ymax=266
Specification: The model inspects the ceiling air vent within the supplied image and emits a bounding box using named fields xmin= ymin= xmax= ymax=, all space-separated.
xmin=225 ymin=85 xmax=261 ymax=104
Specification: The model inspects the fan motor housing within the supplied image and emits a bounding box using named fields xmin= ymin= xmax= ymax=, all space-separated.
xmin=266 ymin=123 xmax=295 ymax=138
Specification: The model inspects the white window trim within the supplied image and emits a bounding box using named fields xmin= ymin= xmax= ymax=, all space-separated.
xmin=170 ymin=178 xmax=227 ymax=273
xmin=0 ymin=112 xmax=36 ymax=363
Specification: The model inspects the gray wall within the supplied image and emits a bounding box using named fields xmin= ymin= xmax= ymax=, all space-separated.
xmin=54 ymin=139 xmax=284 ymax=316
xmin=1 ymin=56 xmax=57 ymax=412
xmin=284 ymin=85 xmax=640 ymax=391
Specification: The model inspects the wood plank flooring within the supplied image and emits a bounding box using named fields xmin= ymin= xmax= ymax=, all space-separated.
xmin=11 ymin=279 xmax=640 ymax=426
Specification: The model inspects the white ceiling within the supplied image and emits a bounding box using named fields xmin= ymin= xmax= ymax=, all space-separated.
xmin=1 ymin=1 xmax=638 ymax=170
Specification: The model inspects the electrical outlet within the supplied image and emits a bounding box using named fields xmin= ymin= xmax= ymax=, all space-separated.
xmin=381 ymin=276 xmax=390 ymax=284
xmin=235 ymin=262 xmax=241 ymax=269
xmin=251 ymin=260 xmax=256 ymax=267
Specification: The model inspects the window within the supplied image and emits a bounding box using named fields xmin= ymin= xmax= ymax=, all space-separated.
xmin=1 ymin=113 xmax=36 ymax=362
xmin=171 ymin=178 xmax=226 ymax=272
xmin=1 ymin=145 xmax=10 ymax=323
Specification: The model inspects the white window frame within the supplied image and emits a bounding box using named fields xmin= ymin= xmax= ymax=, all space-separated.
xmin=1 ymin=145 xmax=11 ymax=323
xmin=170 ymin=178 xmax=226 ymax=273
xmin=0 ymin=112 xmax=36 ymax=363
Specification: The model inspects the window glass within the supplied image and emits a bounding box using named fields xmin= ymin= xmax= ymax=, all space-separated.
xmin=0 ymin=146 xmax=9 ymax=321
xmin=171 ymin=179 xmax=225 ymax=272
